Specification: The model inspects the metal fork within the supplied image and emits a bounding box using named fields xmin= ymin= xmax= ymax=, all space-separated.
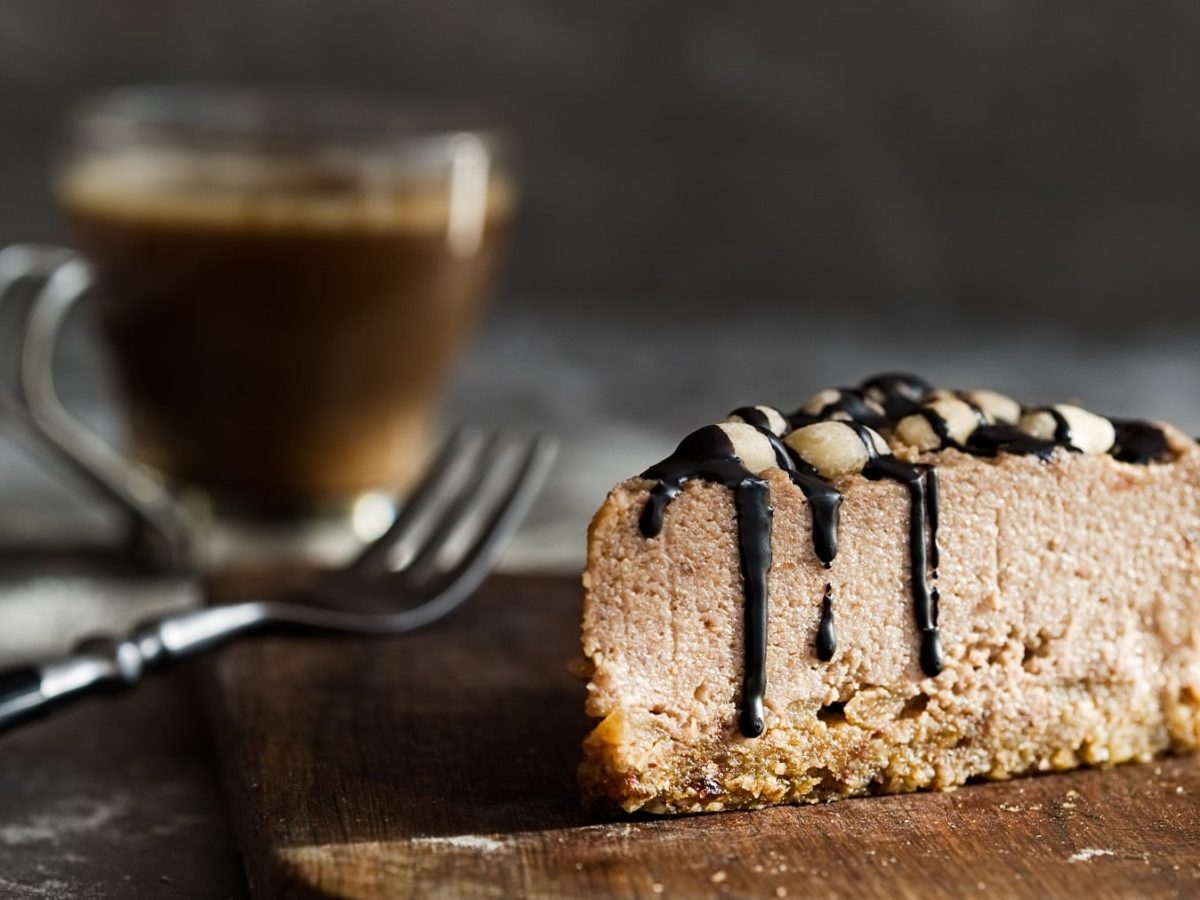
xmin=0 ymin=428 xmax=557 ymax=733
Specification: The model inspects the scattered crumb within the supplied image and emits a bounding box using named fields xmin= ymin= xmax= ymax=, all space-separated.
xmin=410 ymin=834 xmax=508 ymax=853
xmin=753 ymin=864 xmax=764 ymax=873
xmin=1069 ymin=848 xmax=1115 ymax=863
xmin=711 ymin=870 xmax=727 ymax=884
xmin=652 ymin=883 xmax=664 ymax=894
xmin=775 ymin=888 xmax=787 ymax=898
xmin=977 ymin=883 xmax=986 ymax=891
xmin=998 ymin=803 xmax=1023 ymax=812
xmin=1176 ymin=786 xmax=1186 ymax=795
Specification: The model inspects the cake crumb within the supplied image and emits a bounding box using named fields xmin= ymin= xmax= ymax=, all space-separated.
xmin=1069 ymin=848 xmax=1114 ymax=863
xmin=775 ymin=888 xmax=787 ymax=898
xmin=711 ymin=870 xmax=727 ymax=884
xmin=652 ymin=883 xmax=664 ymax=894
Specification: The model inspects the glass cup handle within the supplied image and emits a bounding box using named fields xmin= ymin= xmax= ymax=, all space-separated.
xmin=13 ymin=248 xmax=194 ymax=569
xmin=0 ymin=245 xmax=77 ymax=421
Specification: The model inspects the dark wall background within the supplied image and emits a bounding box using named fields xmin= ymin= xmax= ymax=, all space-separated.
xmin=2 ymin=1 xmax=1199 ymax=332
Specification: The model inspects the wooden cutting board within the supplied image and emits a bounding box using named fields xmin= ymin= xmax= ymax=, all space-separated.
xmin=201 ymin=574 xmax=1200 ymax=899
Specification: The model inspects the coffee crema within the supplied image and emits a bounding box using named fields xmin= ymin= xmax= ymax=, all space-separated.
xmin=58 ymin=157 xmax=515 ymax=511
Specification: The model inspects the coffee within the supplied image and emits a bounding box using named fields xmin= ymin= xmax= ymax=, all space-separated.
xmin=57 ymin=156 xmax=513 ymax=510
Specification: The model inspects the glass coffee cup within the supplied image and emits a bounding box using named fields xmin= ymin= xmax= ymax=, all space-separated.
xmin=3 ymin=87 xmax=514 ymax=566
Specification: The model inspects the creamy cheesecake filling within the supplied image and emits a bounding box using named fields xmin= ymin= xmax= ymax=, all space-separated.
xmin=636 ymin=373 xmax=1173 ymax=739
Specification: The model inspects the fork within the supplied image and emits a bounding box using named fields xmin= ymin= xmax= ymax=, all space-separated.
xmin=0 ymin=427 xmax=557 ymax=733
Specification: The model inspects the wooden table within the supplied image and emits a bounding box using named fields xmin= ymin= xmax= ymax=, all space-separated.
xmin=203 ymin=574 xmax=1200 ymax=899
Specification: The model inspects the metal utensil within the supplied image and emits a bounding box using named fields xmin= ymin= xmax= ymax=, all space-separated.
xmin=0 ymin=428 xmax=557 ymax=733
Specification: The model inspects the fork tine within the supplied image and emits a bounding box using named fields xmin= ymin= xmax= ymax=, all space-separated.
xmin=419 ymin=432 xmax=557 ymax=594
xmin=370 ymin=432 xmax=557 ymax=632
xmin=342 ymin=426 xmax=475 ymax=576
xmin=400 ymin=430 xmax=507 ymax=580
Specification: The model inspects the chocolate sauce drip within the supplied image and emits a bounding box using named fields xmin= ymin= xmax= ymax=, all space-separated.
xmin=791 ymin=468 xmax=841 ymax=567
xmin=860 ymin=372 xmax=932 ymax=419
xmin=761 ymin=430 xmax=799 ymax=472
xmin=639 ymin=480 xmax=681 ymax=537
xmin=729 ymin=406 xmax=774 ymax=433
xmin=1111 ymin=419 xmax=1170 ymax=464
xmin=917 ymin=402 xmax=1066 ymax=462
xmin=966 ymin=424 xmax=1059 ymax=461
xmin=922 ymin=588 xmax=943 ymax=675
xmin=789 ymin=389 xmax=888 ymax=431
xmin=845 ymin=422 xmax=944 ymax=678
xmin=635 ymin=375 xmax=1167 ymax=740
xmin=925 ymin=466 xmax=940 ymax=574
xmin=917 ymin=407 xmax=957 ymax=449
xmin=735 ymin=481 xmax=771 ymax=737
xmin=816 ymin=584 xmax=836 ymax=662
xmin=639 ymin=426 xmax=756 ymax=539
xmin=639 ymin=425 xmax=774 ymax=737
xmin=1035 ymin=406 xmax=1074 ymax=445
xmin=729 ymin=411 xmax=842 ymax=566
xmin=953 ymin=391 xmax=989 ymax=427
xmin=859 ymin=374 xmax=1073 ymax=462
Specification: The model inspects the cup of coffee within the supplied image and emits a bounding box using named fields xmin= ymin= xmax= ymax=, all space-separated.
xmin=3 ymin=87 xmax=514 ymax=565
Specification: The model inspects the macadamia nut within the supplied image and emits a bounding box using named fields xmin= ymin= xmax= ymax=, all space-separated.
xmin=723 ymin=405 xmax=790 ymax=437
xmin=801 ymin=389 xmax=843 ymax=416
xmin=895 ymin=397 xmax=980 ymax=451
xmin=784 ymin=421 xmax=889 ymax=478
xmin=1018 ymin=404 xmax=1115 ymax=455
xmin=715 ymin=422 xmax=779 ymax=474
xmin=967 ymin=389 xmax=1021 ymax=425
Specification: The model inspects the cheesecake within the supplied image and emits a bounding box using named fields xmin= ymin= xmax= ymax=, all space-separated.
xmin=579 ymin=374 xmax=1200 ymax=813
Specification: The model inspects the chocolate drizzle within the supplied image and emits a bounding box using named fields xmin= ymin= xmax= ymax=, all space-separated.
xmin=1111 ymin=418 xmax=1171 ymax=464
xmin=861 ymin=372 xmax=932 ymax=419
xmin=786 ymin=464 xmax=841 ymax=566
xmin=734 ymin=481 xmax=771 ymax=737
xmin=918 ymin=402 xmax=1063 ymax=461
xmin=816 ymin=584 xmax=836 ymax=662
xmin=726 ymin=411 xmax=842 ymax=565
xmin=789 ymin=389 xmax=888 ymax=430
xmin=639 ymin=425 xmax=775 ymax=738
xmin=966 ymin=424 xmax=1059 ymax=461
xmin=926 ymin=466 xmax=940 ymax=574
xmin=639 ymin=426 xmax=759 ymax=539
xmin=1026 ymin=406 xmax=1076 ymax=449
xmin=845 ymin=422 xmax=944 ymax=678
xmin=635 ymin=373 xmax=1171 ymax=739
xmin=728 ymin=406 xmax=774 ymax=433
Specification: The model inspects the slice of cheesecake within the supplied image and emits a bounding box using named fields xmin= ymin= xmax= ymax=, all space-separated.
xmin=580 ymin=374 xmax=1200 ymax=814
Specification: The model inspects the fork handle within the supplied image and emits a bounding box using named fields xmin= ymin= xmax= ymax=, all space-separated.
xmin=0 ymin=603 xmax=269 ymax=733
